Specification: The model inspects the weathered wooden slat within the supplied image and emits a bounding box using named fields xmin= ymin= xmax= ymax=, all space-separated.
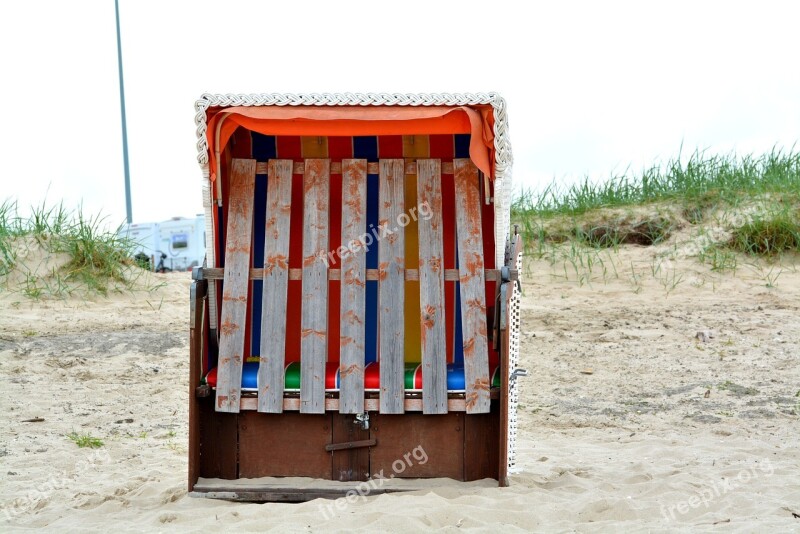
xmin=215 ymin=158 xmax=256 ymax=413
xmin=378 ymin=159 xmax=406 ymax=414
xmin=339 ymin=159 xmax=367 ymax=414
xmin=453 ymin=159 xmax=491 ymax=414
xmin=202 ymin=267 xmax=514 ymax=282
xmin=258 ymin=160 xmax=293 ymax=413
xmin=300 ymin=159 xmax=330 ymax=414
xmin=416 ymin=159 xmax=447 ymax=414
xmin=254 ymin=161 xmax=457 ymax=177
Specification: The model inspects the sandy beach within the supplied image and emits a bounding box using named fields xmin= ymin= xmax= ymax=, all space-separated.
xmin=1 ymin=242 xmax=799 ymax=532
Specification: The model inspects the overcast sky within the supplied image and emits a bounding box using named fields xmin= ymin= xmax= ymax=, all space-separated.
xmin=1 ymin=0 xmax=798 ymax=226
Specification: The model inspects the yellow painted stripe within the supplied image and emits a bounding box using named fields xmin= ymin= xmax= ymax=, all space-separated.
xmin=402 ymin=135 xmax=430 ymax=159
xmin=402 ymin=136 xmax=429 ymax=363
xmin=301 ymin=136 xmax=329 ymax=158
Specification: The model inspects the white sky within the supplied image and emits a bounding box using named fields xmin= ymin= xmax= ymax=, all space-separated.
xmin=1 ymin=0 xmax=798 ymax=226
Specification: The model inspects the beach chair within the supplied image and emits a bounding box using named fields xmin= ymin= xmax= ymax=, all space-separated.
xmin=188 ymin=93 xmax=524 ymax=501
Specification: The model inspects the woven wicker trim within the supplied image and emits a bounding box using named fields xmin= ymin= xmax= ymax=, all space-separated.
xmin=194 ymin=92 xmax=512 ymax=180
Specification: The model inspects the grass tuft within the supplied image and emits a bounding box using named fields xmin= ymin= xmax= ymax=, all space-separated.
xmin=56 ymin=211 xmax=132 ymax=295
xmin=574 ymin=216 xmax=675 ymax=248
xmin=0 ymin=200 xmax=147 ymax=298
xmin=67 ymin=431 xmax=104 ymax=449
xmin=729 ymin=210 xmax=800 ymax=256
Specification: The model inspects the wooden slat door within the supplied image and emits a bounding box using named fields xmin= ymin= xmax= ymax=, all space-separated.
xmin=215 ymin=158 xmax=256 ymax=413
xmin=258 ymin=159 xmax=294 ymax=413
xmin=453 ymin=159 xmax=491 ymax=414
xmin=300 ymin=159 xmax=330 ymax=414
xmin=378 ymin=159 xmax=406 ymax=414
xmin=416 ymin=159 xmax=447 ymax=414
xmin=339 ymin=159 xmax=367 ymax=414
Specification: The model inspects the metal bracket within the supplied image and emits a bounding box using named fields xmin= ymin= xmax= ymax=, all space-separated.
xmin=499 ymin=283 xmax=509 ymax=330
xmin=354 ymin=412 xmax=370 ymax=430
xmin=510 ymin=368 xmax=529 ymax=381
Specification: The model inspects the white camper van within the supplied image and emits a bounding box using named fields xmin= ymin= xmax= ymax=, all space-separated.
xmin=118 ymin=221 xmax=160 ymax=264
xmin=119 ymin=215 xmax=206 ymax=272
xmin=156 ymin=215 xmax=206 ymax=271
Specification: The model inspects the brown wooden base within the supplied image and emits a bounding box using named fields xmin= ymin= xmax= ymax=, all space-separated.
xmin=192 ymin=396 xmax=501 ymax=497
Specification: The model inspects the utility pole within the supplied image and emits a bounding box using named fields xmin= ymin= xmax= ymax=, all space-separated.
xmin=115 ymin=0 xmax=132 ymax=224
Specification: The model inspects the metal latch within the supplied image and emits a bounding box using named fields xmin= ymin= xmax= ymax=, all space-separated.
xmin=325 ymin=438 xmax=377 ymax=452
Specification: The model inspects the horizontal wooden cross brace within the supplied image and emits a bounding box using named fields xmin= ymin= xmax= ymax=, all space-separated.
xmin=201 ymin=267 xmax=517 ymax=282
xmin=236 ymin=391 xmax=499 ymax=412
xmin=254 ymin=160 xmax=465 ymax=176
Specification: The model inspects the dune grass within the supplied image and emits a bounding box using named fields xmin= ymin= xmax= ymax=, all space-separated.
xmin=513 ymin=148 xmax=800 ymax=218
xmin=0 ymin=200 xmax=141 ymax=298
xmin=512 ymin=148 xmax=800 ymax=258
xmin=729 ymin=208 xmax=800 ymax=256
xmin=511 ymin=148 xmax=800 ymax=291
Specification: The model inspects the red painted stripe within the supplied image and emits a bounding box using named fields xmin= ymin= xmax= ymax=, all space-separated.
xmin=428 ymin=134 xmax=454 ymax=159
xmin=278 ymin=136 xmax=304 ymax=363
xmin=327 ymin=136 xmax=352 ymax=157
xmin=230 ymin=127 xmax=252 ymax=158
xmin=326 ymin=138 xmax=352 ymax=364
xmin=482 ymin=176 xmax=499 ymax=367
xmin=217 ymin=149 xmax=230 ymax=348
xmin=377 ymin=136 xmax=403 ymax=158
xmin=276 ymin=136 xmax=302 ymax=159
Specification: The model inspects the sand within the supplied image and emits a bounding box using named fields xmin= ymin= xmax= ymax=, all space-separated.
xmin=1 ymin=242 xmax=799 ymax=532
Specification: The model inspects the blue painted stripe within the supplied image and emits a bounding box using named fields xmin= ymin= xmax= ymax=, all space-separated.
xmin=454 ymin=134 xmax=470 ymax=158
xmin=252 ymin=133 xmax=277 ymax=160
xmin=452 ymin=133 xmax=471 ymax=363
xmin=354 ymin=136 xmax=379 ymax=364
xmin=353 ymin=136 xmax=378 ymax=160
xmin=249 ymin=132 xmax=275 ymax=357
xmin=250 ymin=172 xmax=268 ymax=357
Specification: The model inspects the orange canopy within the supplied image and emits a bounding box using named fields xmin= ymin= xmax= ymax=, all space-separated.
xmin=205 ymin=105 xmax=496 ymax=181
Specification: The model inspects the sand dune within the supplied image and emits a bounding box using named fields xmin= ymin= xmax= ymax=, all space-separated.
xmin=1 ymin=245 xmax=799 ymax=532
